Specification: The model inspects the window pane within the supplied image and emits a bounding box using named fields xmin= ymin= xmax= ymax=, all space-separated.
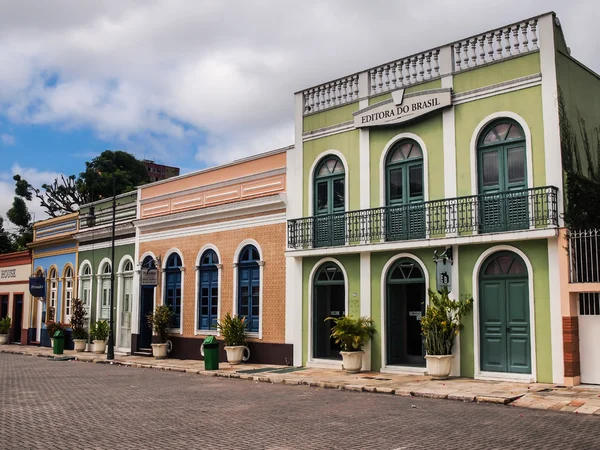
xmin=408 ymin=165 xmax=423 ymax=198
xmin=507 ymin=147 xmax=525 ymax=184
xmin=494 ymin=123 xmax=511 ymax=141
xmin=316 ymin=182 xmax=328 ymax=211
xmin=483 ymin=130 xmax=500 ymax=145
xmin=333 ymin=179 xmax=344 ymax=209
xmin=506 ymin=124 xmax=524 ymax=140
xmin=482 ymin=152 xmax=499 ymax=187
xmin=389 ymin=168 xmax=403 ymax=201
xmin=389 ymin=148 xmax=405 ymax=163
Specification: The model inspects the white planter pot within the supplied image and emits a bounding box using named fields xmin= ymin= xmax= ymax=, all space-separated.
xmin=0 ymin=334 xmax=8 ymax=345
xmin=73 ymin=339 xmax=87 ymax=352
xmin=425 ymin=354 xmax=454 ymax=379
xmin=151 ymin=343 xmax=168 ymax=359
xmin=93 ymin=340 xmax=107 ymax=354
xmin=340 ymin=350 xmax=364 ymax=373
xmin=224 ymin=345 xmax=250 ymax=364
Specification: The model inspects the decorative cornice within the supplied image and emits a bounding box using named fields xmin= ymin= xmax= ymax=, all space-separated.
xmin=140 ymin=168 xmax=287 ymax=205
xmin=136 ymin=193 xmax=287 ymax=232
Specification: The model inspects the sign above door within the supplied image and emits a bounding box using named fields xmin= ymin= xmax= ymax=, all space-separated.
xmin=353 ymin=88 xmax=452 ymax=128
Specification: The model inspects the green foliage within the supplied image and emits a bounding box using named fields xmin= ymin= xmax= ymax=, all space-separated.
xmin=0 ymin=217 xmax=15 ymax=255
xmin=421 ymin=288 xmax=473 ymax=356
xmin=559 ymin=87 xmax=600 ymax=229
xmin=70 ymin=298 xmax=88 ymax=340
xmin=90 ymin=320 xmax=110 ymax=341
xmin=325 ymin=315 xmax=376 ymax=352
xmin=0 ymin=316 xmax=11 ymax=334
xmin=216 ymin=313 xmax=247 ymax=346
xmin=147 ymin=305 xmax=173 ymax=344
xmin=79 ymin=150 xmax=149 ymax=203
xmin=45 ymin=320 xmax=65 ymax=338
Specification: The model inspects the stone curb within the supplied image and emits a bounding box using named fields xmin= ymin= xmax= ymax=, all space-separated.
xmin=0 ymin=348 xmax=529 ymax=408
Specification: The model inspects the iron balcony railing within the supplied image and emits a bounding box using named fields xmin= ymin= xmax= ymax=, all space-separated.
xmin=568 ymin=229 xmax=600 ymax=284
xmin=288 ymin=186 xmax=558 ymax=249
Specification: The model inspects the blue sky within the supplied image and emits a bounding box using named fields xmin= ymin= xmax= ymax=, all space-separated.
xmin=1 ymin=1 xmax=599 ymax=225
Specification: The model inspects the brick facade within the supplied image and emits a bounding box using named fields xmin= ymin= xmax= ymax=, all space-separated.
xmin=139 ymin=218 xmax=286 ymax=344
xmin=562 ymin=316 xmax=580 ymax=378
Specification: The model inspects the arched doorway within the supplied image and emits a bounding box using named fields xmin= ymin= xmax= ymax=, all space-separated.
xmin=313 ymin=262 xmax=345 ymax=360
xmin=479 ymin=251 xmax=531 ymax=374
xmin=138 ymin=256 xmax=156 ymax=351
xmin=386 ymin=258 xmax=426 ymax=367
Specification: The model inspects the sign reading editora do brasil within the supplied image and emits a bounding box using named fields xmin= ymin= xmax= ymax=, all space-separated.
xmin=29 ymin=276 xmax=46 ymax=297
xmin=353 ymin=88 xmax=452 ymax=128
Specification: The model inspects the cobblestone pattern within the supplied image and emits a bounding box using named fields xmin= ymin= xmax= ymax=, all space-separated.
xmin=2 ymin=353 xmax=600 ymax=450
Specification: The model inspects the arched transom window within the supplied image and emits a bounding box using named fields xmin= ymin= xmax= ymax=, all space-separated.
xmin=198 ymin=249 xmax=219 ymax=331
xmin=165 ymin=254 xmax=182 ymax=329
xmin=237 ymin=245 xmax=260 ymax=333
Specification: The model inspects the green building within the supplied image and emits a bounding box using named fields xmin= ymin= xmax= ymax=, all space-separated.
xmin=285 ymin=12 xmax=600 ymax=385
xmin=75 ymin=191 xmax=137 ymax=353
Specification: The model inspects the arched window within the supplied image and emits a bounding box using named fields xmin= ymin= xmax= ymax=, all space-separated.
xmin=48 ymin=268 xmax=58 ymax=322
xmin=477 ymin=120 xmax=528 ymax=232
xmin=198 ymin=249 xmax=219 ymax=331
xmin=314 ymin=156 xmax=345 ymax=247
xmin=63 ymin=266 xmax=74 ymax=323
xmin=164 ymin=253 xmax=182 ymax=329
xmin=118 ymin=259 xmax=134 ymax=349
xmin=385 ymin=140 xmax=425 ymax=240
xmin=80 ymin=264 xmax=92 ymax=316
xmin=100 ymin=262 xmax=112 ymax=320
xmin=237 ymin=245 xmax=260 ymax=333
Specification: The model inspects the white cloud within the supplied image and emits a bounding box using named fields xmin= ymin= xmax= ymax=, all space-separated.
xmin=0 ymin=1 xmax=599 ymax=167
xmin=1 ymin=133 xmax=15 ymax=145
xmin=0 ymin=165 xmax=62 ymax=227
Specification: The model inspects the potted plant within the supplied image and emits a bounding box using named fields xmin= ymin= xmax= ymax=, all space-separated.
xmin=147 ymin=305 xmax=173 ymax=359
xmin=45 ymin=321 xmax=64 ymax=348
xmin=421 ymin=288 xmax=473 ymax=379
xmin=90 ymin=320 xmax=110 ymax=354
xmin=216 ymin=313 xmax=250 ymax=364
xmin=70 ymin=298 xmax=88 ymax=352
xmin=0 ymin=317 xmax=11 ymax=344
xmin=326 ymin=315 xmax=376 ymax=373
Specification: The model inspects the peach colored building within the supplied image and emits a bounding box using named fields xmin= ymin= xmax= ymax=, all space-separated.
xmin=133 ymin=147 xmax=292 ymax=364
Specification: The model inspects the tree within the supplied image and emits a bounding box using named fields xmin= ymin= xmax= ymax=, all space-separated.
xmin=0 ymin=217 xmax=15 ymax=255
xmin=12 ymin=150 xmax=150 ymax=219
xmin=6 ymin=176 xmax=34 ymax=250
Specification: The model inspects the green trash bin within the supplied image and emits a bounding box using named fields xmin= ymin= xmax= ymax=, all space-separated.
xmin=53 ymin=330 xmax=65 ymax=355
xmin=202 ymin=336 xmax=219 ymax=370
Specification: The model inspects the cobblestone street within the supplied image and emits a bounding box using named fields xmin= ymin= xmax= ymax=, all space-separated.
xmin=1 ymin=353 xmax=600 ymax=450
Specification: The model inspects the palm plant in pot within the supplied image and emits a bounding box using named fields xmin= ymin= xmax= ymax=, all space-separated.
xmin=0 ymin=317 xmax=11 ymax=345
xmin=147 ymin=305 xmax=173 ymax=359
xmin=70 ymin=298 xmax=88 ymax=352
xmin=326 ymin=315 xmax=376 ymax=373
xmin=216 ymin=313 xmax=250 ymax=364
xmin=421 ymin=288 xmax=472 ymax=379
xmin=90 ymin=320 xmax=110 ymax=354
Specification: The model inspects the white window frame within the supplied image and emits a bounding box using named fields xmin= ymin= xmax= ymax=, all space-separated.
xmin=48 ymin=268 xmax=58 ymax=322
xmin=117 ymin=257 xmax=134 ymax=350
xmin=194 ymin=244 xmax=222 ymax=336
xmin=96 ymin=258 xmax=112 ymax=321
xmin=63 ymin=266 xmax=74 ymax=324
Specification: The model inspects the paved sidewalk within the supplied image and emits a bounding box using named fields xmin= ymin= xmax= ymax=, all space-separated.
xmin=2 ymin=344 xmax=600 ymax=416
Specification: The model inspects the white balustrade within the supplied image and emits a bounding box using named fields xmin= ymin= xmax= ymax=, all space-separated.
xmin=368 ymin=49 xmax=441 ymax=96
xmin=452 ymin=19 xmax=538 ymax=72
xmin=303 ymin=74 xmax=360 ymax=114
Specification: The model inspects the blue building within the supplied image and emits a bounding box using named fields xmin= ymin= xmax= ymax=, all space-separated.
xmin=29 ymin=212 xmax=79 ymax=348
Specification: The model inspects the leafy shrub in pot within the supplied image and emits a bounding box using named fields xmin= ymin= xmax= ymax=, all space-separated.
xmin=216 ymin=313 xmax=249 ymax=364
xmin=90 ymin=320 xmax=110 ymax=354
xmin=147 ymin=305 xmax=173 ymax=359
xmin=326 ymin=315 xmax=376 ymax=373
xmin=70 ymin=299 xmax=88 ymax=351
xmin=0 ymin=317 xmax=11 ymax=344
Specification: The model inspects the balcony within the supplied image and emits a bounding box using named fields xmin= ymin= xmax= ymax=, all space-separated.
xmin=287 ymin=186 xmax=558 ymax=249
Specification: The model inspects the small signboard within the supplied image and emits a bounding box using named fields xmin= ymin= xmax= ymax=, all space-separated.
xmin=29 ymin=276 xmax=46 ymax=297
xmin=140 ymin=268 xmax=159 ymax=287
xmin=435 ymin=259 xmax=452 ymax=293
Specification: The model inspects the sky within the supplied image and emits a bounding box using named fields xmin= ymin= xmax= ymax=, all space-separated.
xmin=0 ymin=0 xmax=599 ymax=227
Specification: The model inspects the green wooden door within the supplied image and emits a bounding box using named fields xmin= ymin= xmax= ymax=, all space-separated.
xmin=478 ymin=121 xmax=528 ymax=233
xmin=479 ymin=252 xmax=531 ymax=374
xmin=385 ymin=141 xmax=425 ymax=241
xmin=314 ymin=157 xmax=345 ymax=247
